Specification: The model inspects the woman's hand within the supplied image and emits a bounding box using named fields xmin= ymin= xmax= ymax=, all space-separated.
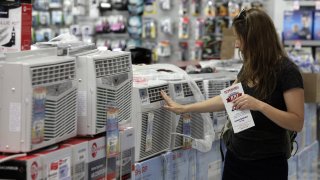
xmin=232 ymin=94 xmax=264 ymax=111
xmin=160 ymin=90 xmax=186 ymax=114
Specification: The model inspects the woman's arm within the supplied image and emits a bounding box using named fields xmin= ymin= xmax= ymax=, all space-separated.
xmin=161 ymin=91 xmax=225 ymax=113
xmin=233 ymin=88 xmax=304 ymax=132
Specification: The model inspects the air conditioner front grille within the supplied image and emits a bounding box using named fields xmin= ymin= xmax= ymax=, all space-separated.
xmin=44 ymin=88 xmax=77 ymax=141
xmin=95 ymin=55 xmax=131 ymax=78
xmin=148 ymin=85 xmax=169 ymax=103
xmin=174 ymin=116 xmax=184 ymax=148
xmin=206 ymin=80 xmax=230 ymax=98
xmin=31 ymin=61 xmax=76 ymax=86
xmin=191 ymin=113 xmax=204 ymax=139
xmin=96 ymin=81 xmax=132 ymax=131
xmin=140 ymin=109 xmax=171 ymax=160
xmin=183 ymin=81 xmax=204 ymax=97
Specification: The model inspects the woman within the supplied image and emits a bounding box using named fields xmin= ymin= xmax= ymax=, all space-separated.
xmin=161 ymin=8 xmax=304 ymax=180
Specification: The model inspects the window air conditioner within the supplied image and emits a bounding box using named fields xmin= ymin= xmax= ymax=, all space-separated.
xmin=0 ymin=48 xmax=77 ymax=153
xmin=167 ymin=79 xmax=206 ymax=150
xmin=75 ymin=50 xmax=132 ymax=135
xmin=132 ymin=80 xmax=172 ymax=161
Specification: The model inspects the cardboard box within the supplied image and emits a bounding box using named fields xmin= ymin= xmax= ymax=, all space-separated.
xmin=119 ymin=127 xmax=135 ymax=180
xmin=0 ymin=2 xmax=32 ymax=52
xmin=62 ymin=138 xmax=89 ymax=180
xmin=0 ymin=154 xmax=43 ymax=180
xmin=220 ymin=28 xmax=236 ymax=60
xmin=302 ymin=73 xmax=320 ymax=103
xmin=88 ymin=136 xmax=106 ymax=180
xmin=36 ymin=145 xmax=73 ymax=180
xmin=134 ymin=155 xmax=164 ymax=180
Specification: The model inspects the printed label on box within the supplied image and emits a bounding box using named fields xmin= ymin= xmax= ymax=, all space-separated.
xmin=32 ymin=87 xmax=46 ymax=144
xmin=182 ymin=113 xmax=192 ymax=149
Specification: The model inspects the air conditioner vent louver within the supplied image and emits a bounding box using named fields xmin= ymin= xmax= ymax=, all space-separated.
xmin=96 ymin=81 xmax=132 ymax=131
xmin=174 ymin=116 xmax=184 ymax=148
xmin=44 ymin=88 xmax=77 ymax=141
xmin=95 ymin=55 xmax=131 ymax=77
xmin=190 ymin=113 xmax=205 ymax=139
xmin=31 ymin=61 xmax=76 ymax=86
xmin=183 ymin=81 xmax=204 ymax=97
xmin=206 ymin=80 xmax=230 ymax=98
xmin=148 ymin=85 xmax=169 ymax=103
xmin=140 ymin=109 xmax=171 ymax=160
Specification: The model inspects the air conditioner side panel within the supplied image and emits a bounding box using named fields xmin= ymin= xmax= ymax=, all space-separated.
xmin=76 ymin=57 xmax=94 ymax=135
xmin=0 ymin=64 xmax=24 ymax=152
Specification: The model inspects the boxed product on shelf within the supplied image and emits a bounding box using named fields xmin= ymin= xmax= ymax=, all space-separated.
xmin=119 ymin=127 xmax=135 ymax=180
xmin=304 ymin=103 xmax=317 ymax=146
xmin=163 ymin=149 xmax=191 ymax=180
xmin=87 ymin=136 xmax=107 ymax=180
xmin=301 ymin=73 xmax=320 ymax=103
xmin=288 ymin=155 xmax=298 ymax=180
xmin=313 ymin=11 xmax=320 ymax=40
xmin=309 ymin=141 xmax=319 ymax=180
xmin=0 ymin=2 xmax=32 ymax=52
xmin=196 ymin=140 xmax=222 ymax=180
xmin=283 ymin=10 xmax=313 ymax=40
xmin=62 ymin=138 xmax=89 ymax=180
xmin=0 ymin=154 xmax=43 ymax=180
xmin=35 ymin=145 xmax=73 ymax=180
xmin=135 ymin=155 xmax=164 ymax=180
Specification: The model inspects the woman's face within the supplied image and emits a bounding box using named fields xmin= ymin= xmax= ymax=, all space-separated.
xmin=233 ymin=28 xmax=243 ymax=51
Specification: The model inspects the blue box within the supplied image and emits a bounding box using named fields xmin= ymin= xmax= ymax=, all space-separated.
xmin=196 ymin=141 xmax=222 ymax=180
xmin=313 ymin=11 xmax=320 ymax=40
xmin=135 ymin=155 xmax=164 ymax=180
xmin=283 ymin=11 xmax=313 ymax=40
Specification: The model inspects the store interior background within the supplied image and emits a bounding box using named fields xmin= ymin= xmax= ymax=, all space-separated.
xmin=0 ymin=0 xmax=319 ymax=179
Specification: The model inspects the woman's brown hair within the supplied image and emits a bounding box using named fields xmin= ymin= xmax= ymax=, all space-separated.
xmin=233 ymin=8 xmax=288 ymax=100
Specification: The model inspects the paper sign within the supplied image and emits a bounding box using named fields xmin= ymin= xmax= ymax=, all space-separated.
xmin=220 ymin=83 xmax=255 ymax=133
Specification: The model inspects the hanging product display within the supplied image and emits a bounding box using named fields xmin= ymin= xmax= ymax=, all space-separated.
xmin=160 ymin=18 xmax=173 ymax=35
xmin=217 ymin=2 xmax=228 ymax=17
xmin=128 ymin=16 xmax=143 ymax=39
xmin=144 ymin=0 xmax=157 ymax=15
xmin=195 ymin=18 xmax=205 ymax=40
xmin=157 ymin=40 xmax=171 ymax=57
xmin=128 ymin=0 xmax=144 ymax=15
xmin=180 ymin=0 xmax=188 ymax=15
xmin=191 ymin=0 xmax=201 ymax=16
xmin=193 ymin=40 xmax=204 ymax=61
xmin=179 ymin=17 xmax=190 ymax=39
xmin=179 ymin=41 xmax=189 ymax=61
xmin=228 ymin=0 xmax=240 ymax=18
xmin=109 ymin=15 xmax=127 ymax=33
xmin=142 ymin=18 xmax=157 ymax=39
xmin=160 ymin=0 xmax=171 ymax=10
xmin=112 ymin=0 xmax=128 ymax=10
xmin=204 ymin=0 xmax=216 ymax=17
xmin=99 ymin=0 xmax=112 ymax=11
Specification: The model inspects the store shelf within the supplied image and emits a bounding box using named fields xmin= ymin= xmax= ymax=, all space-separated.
xmin=284 ymin=40 xmax=320 ymax=46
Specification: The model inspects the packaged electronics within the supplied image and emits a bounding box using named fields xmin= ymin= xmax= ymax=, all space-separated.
xmin=283 ymin=10 xmax=313 ymax=40
xmin=0 ymin=2 xmax=32 ymax=52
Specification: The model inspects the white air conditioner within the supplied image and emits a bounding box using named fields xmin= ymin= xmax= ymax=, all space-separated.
xmin=132 ymin=80 xmax=172 ymax=161
xmin=202 ymin=74 xmax=236 ymax=132
xmin=75 ymin=50 xmax=132 ymax=135
xmin=167 ymin=79 xmax=206 ymax=149
xmin=0 ymin=48 xmax=77 ymax=153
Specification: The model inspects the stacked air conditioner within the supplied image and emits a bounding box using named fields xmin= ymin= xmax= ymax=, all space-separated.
xmin=0 ymin=48 xmax=78 ymax=153
xmin=201 ymin=73 xmax=236 ymax=132
xmin=75 ymin=49 xmax=133 ymax=135
xmin=132 ymin=80 xmax=172 ymax=161
xmin=167 ymin=79 xmax=206 ymax=150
